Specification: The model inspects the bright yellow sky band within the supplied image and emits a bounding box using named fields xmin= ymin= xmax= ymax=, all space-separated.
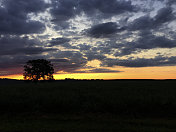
xmin=1 ymin=66 xmax=176 ymax=80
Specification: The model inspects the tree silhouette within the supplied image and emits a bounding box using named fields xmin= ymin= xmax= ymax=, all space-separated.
xmin=23 ymin=59 xmax=54 ymax=81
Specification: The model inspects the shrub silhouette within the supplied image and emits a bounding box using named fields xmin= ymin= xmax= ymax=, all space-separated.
xmin=23 ymin=59 xmax=54 ymax=81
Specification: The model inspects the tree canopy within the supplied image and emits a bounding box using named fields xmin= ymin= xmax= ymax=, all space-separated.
xmin=23 ymin=59 xmax=54 ymax=81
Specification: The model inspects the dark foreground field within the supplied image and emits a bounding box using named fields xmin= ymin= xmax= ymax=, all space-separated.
xmin=0 ymin=79 xmax=176 ymax=132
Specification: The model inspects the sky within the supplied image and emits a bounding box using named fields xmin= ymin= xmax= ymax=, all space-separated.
xmin=0 ymin=0 xmax=176 ymax=79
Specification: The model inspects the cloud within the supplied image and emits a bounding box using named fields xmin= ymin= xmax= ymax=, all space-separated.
xmin=0 ymin=47 xmax=57 ymax=55
xmin=50 ymin=0 xmax=77 ymax=21
xmin=48 ymin=37 xmax=71 ymax=46
xmin=83 ymin=6 xmax=175 ymax=39
xmin=128 ymin=6 xmax=175 ymax=31
xmin=84 ymin=51 xmax=107 ymax=61
xmin=0 ymin=69 xmax=22 ymax=76
xmin=0 ymin=54 xmax=47 ymax=69
xmin=4 ymin=0 xmax=48 ymax=13
xmin=154 ymin=6 xmax=174 ymax=25
xmin=114 ymin=30 xmax=176 ymax=56
xmin=72 ymin=68 xmax=122 ymax=73
xmin=50 ymin=0 xmax=77 ymax=29
xmin=50 ymin=0 xmax=136 ymax=28
xmin=48 ymin=58 xmax=69 ymax=62
xmin=78 ymin=44 xmax=91 ymax=51
xmin=0 ymin=35 xmax=57 ymax=55
xmin=50 ymin=50 xmax=88 ymax=72
xmin=0 ymin=35 xmax=39 ymax=49
xmin=0 ymin=0 xmax=47 ymax=34
xmin=78 ymin=0 xmax=136 ymax=17
xmin=47 ymin=37 xmax=78 ymax=49
xmin=166 ymin=0 xmax=176 ymax=6
xmin=128 ymin=15 xmax=154 ymax=30
xmin=103 ymin=56 xmax=176 ymax=67
xmin=85 ymin=22 xmax=124 ymax=38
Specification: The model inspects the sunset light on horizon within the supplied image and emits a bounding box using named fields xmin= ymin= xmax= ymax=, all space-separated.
xmin=1 ymin=66 xmax=176 ymax=80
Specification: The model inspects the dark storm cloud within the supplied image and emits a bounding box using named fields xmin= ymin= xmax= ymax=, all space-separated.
xmin=0 ymin=36 xmax=57 ymax=55
xmin=78 ymin=44 xmax=91 ymax=51
xmin=103 ymin=56 xmax=176 ymax=67
xmin=53 ymin=51 xmax=85 ymax=61
xmin=0 ymin=35 xmax=40 ymax=49
xmin=96 ymin=6 xmax=176 ymax=57
xmin=48 ymin=58 xmax=69 ymax=63
xmin=50 ymin=0 xmax=77 ymax=29
xmin=129 ymin=6 xmax=175 ymax=31
xmin=154 ymin=6 xmax=174 ymax=25
xmin=86 ymin=68 xmax=122 ymax=73
xmin=111 ymin=6 xmax=176 ymax=56
xmin=45 ymin=57 xmax=83 ymax=73
xmin=114 ymin=31 xmax=176 ymax=56
xmin=48 ymin=37 xmax=71 ymax=47
xmin=0 ymin=54 xmax=46 ymax=69
xmin=85 ymin=22 xmax=125 ymax=38
xmin=51 ymin=50 xmax=88 ymax=72
xmin=77 ymin=0 xmax=135 ymax=17
xmin=50 ymin=0 xmax=136 ymax=28
xmin=54 ymin=62 xmax=86 ymax=73
xmin=4 ymin=0 xmax=48 ymax=13
xmin=166 ymin=0 xmax=176 ymax=5
xmin=0 ymin=47 xmax=57 ymax=55
xmin=84 ymin=6 xmax=175 ymax=39
xmin=0 ymin=0 xmax=48 ymax=34
xmin=47 ymin=38 xmax=77 ymax=49
xmin=136 ymin=34 xmax=176 ymax=49
xmin=71 ymin=68 xmax=122 ymax=73
xmin=84 ymin=51 xmax=107 ymax=61
xmin=50 ymin=0 xmax=77 ymax=21
xmin=128 ymin=15 xmax=153 ymax=30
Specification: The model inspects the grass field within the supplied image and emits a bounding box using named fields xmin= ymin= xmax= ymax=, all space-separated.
xmin=0 ymin=79 xmax=176 ymax=131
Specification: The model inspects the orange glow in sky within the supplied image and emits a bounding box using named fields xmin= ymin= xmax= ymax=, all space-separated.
xmin=1 ymin=66 xmax=176 ymax=80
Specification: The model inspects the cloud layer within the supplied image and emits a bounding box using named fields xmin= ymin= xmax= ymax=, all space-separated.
xmin=0 ymin=0 xmax=176 ymax=76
